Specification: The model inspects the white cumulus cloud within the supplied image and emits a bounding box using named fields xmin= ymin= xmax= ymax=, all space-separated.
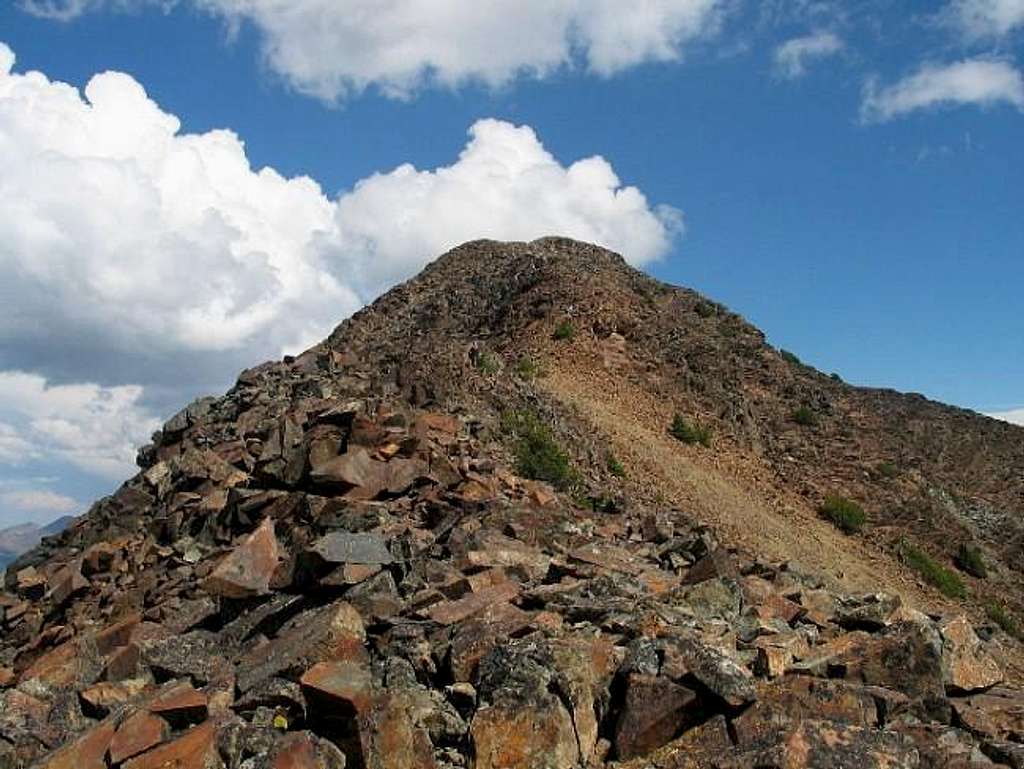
xmin=773 ymin=31 xmax=843 ymax=79
xmin=329 ymin=119 xmax=683 ymax=297
xmin=0 ymin=42 xmax=679 ymax=397
xmin=20 ymin=0 xmax=727 ymax=102
xmin=944 ymin=0 xmax=1024 ymax=38
xmin=860 ymin=58 xmax=1024 ymax=122
xmin=0 ymin=371 xmax=161 ymax=480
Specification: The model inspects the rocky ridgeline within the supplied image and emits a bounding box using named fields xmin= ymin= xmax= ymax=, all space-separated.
xmin=1 ymin=239 xmax=1023 ymax=769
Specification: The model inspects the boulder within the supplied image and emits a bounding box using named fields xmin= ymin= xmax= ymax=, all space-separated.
xmin=205 ymin=517 xmax=280 ymax=599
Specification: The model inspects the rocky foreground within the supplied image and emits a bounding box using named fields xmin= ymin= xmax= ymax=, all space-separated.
xmin=2 ymin=239 xmax=1023 ymax=769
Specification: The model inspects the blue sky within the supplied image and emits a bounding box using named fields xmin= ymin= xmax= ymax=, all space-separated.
xmin=0 ymin=0 xmax=1022 ymax=527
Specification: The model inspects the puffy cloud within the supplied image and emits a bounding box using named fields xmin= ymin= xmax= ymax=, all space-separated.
xmin=21 ymin=0 xmax=726 ymax=102
xmin=860 ymin=58 xmax=1024 ymax=122
xmin=987 ymin=408 xmax=1024 ymax=426
xmin=772 ymin=31 xmax=843 ymax=79
xmin=329 ymin=119 xmax=682 ymax=297
xmin=0 ymin=489 xmax=79 ymax=516
xmin=0 ymin=42 xmax=679 ymax=398
xmin=944 ymin=0 xmax=1024 ymax=38
xmin=0 ymin=371 xmax=161 ymax=479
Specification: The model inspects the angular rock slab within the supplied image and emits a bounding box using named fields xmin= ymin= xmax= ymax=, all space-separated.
xmin=205 ymin=517 xmax=280 ymax=599
xmin=939 ymin=615 xmax=1002 ymax=694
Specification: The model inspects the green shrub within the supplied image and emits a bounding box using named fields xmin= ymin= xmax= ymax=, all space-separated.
xmin=670 ymin=414 xmax=713 ymax=447
xmin=607 ymin=454 xmax=626 ymax=478
xmin=820 ymin=495 xmax=866 ymax=534
xmin=574 ymin=492 xmax=619 ymax=513
xmin=553 ymin=320 xmax=575 ymax=341
xmin=780 ymin=349 xmax=802 ymax=366
xmin=515 ymin=355 xmax=541 ymax=379
xmin=501 ymin=410 xmax=577 ymax=490
xmin=476 ymin=352 xmax=500 ymax=375
xmin=985 ymin=600 xmax=1020 ymax=638
xmin=792 ymin=406 xmax=817 ymax=427
xmin=877 ymin=462 xmax=899 ymax=480
xmin=695 ymin=301 xmax=716 ymax=319
xmin=830 ymin=372 xmax=843 ymax=382
xmin=900 ymin=542 xmax=967 ymax=599
xmin=954 ymin=543 xmax=987 ymax=578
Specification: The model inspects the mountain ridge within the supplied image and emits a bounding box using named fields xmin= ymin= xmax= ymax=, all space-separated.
xmin=1 ymin=236 xmax=1022 ymax=769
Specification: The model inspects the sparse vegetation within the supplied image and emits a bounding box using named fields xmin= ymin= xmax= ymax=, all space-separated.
xmin=830 ymin=372 xmax=843 ymax=382
xmin=669 ymin=414 xmax=713 ymax=447
xmin=792 ymin=406 xmax=817 ymax=427
xmin=553 ymin=320 xmax=575 ymax=341
xmin=900 ymin=541 xmax=967 ymax=599
xmin=780 ymin=349 xmax=802 ymax=366
xmin=514 ymin=355 xmax=541 ymax=379
xmin=573 ymin=492 xmax=619 ymax=513
xmin=607 ymin=454 xmax=626 ymax=478
xmin=985 ymin=600 xmax=1020 ymax=639
xmin=819 ymin=494 xmax=866 ymax=534
xmin=476 ymin=351 xmax=500 ymax=375
xmin=695 ymin=301 xmax=716 ymax=318
xmin=501 ymin=410 xmax=577 ymax=489
xmin=954 ymin=543 xmax=987 ymax=578
xmin=877 ymin=462 xmax=899 ymax=480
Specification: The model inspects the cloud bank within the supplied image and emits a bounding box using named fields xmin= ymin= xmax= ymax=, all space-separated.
xmin=861 ymin=58 xmax=1024 ymax=122
xmin=21 ymin=0 xmax=727 ymax=102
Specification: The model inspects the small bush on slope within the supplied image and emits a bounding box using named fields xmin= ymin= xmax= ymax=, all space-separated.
xmin=900 ymin=541 xmax=967 ymax=599
xmin=670 ymin=414 xmax=713 ymax=447
xmin=820 ymin=495 xmax=866 ymax=534
xmin=501 ymin=410 xmax=578 ymax=490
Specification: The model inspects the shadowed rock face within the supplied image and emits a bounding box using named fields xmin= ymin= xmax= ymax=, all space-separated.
xmin=0 ymin=237 xmax=1022 ymax=769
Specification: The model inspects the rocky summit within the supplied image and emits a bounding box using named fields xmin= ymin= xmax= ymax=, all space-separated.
xmin=2 ymin=237 xmax=1023 ymax=769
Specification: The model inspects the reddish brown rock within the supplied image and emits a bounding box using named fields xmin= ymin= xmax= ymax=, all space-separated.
xmin=952 ymin=687 xmax=1024 ymax=741
xmin=683 ymin=549 xmax=739 ymax=585
xmin=204 ymin=517 xmax=279 ymax=599
xmin=471 ymin=698 xmax=580 ymax=769
xmin=48 ymin=561 xmax=89 ymax=605
xmin=729 ymin=719 xmax=920 ymax=768
xmin=300 ymin=659 xmax=374 ymax=716
xmin=426 ymin=580 xmax=520 ymax=625
xmin=148 ymin=682 xmax=208 ymax=726
xmin=236 ymin=602 xmax=366 ymax=694
xmin=359 ymin=692 xmax=438 ymax=769
xmin=122 ymin=721 xmax=222 ymax=769
xmin=79 ymin=679 xmax=149 ymax=715
xmin=614 ymin=673 xmax=698 ymax=760
xmin=109 ymin=710 xmax=170 ymax=764
xmin=939 ymin=615 xmax=1002 ymax=694
xmin=270 ymin=732 xmax=347 ymax=769
xmin=34 ymin=719 xmax=116 ymax=769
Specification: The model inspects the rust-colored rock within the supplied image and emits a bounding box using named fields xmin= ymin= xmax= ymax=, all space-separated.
xmin=122 ymin=721 xmax=222 ymax=769
xmin=614 ymin=673 xmax=698 ymax=760
xmin=939 ymin=615 xmax=1002 ymax=694
xmin=426 ymin=580 xmax=520 ymax=626
xmin=148 ymin=681 xmax=208 ymax=725
xmin=109 ymin=710 xmax=170 ymax=764
xmin=34 ymin=719 xmax=116 ymax=769
xmin=204 ymin=517 xmax=279 ymax=599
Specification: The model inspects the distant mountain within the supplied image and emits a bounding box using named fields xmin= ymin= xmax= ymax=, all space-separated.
xmin=0 ymin=516 xmax=76 ymax=571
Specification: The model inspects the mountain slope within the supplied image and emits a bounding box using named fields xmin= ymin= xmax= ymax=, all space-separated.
xmin=1 ymin=237 xmax=1022 ymax=769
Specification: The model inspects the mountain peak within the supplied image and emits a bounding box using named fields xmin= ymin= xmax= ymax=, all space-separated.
xmin=1 ymin=238 xmax=1022 ymax=769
